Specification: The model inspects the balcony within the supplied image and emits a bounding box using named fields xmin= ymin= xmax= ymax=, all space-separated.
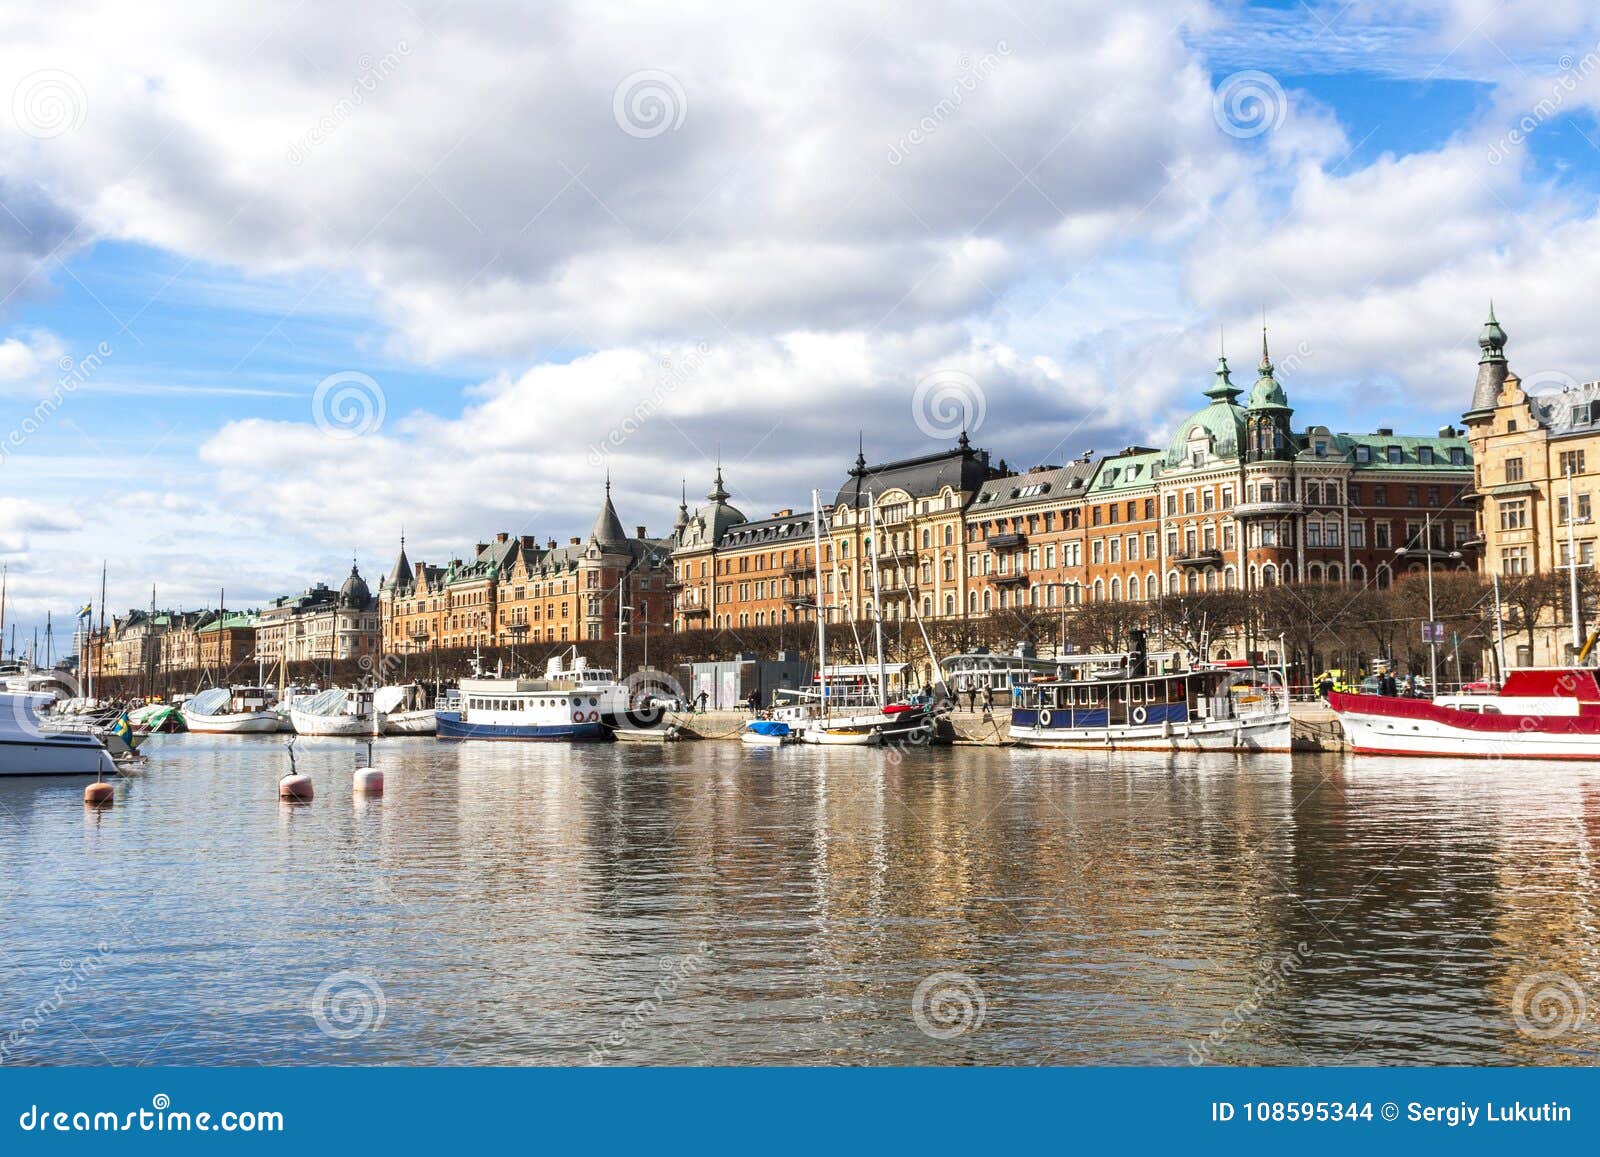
xmin=1394 ymin=545 xmax=1464 ymax=564
xmin=664 ymin=576 xmax=684 ymax=590
xmin=986 ymin=532 xmax=1027 ymax=549
xmin=992 ymin=571 xmax=1030 ymax=587
xmin=784 ymin=561 xmax=813 ymax=578
xmin=679 ymin=604 xmax=710 ymax=619
xmin=1173 ymin=549 xmax=1223 ymax=568
xmin=1232 ymin=501 xmax=1304 ymax=519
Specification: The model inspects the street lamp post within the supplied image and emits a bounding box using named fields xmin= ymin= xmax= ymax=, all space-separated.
xmin=1563 ymin=467 xmax=1591 ymax=654
xmin=1396 ymin=509 xmax=1462 ymax=693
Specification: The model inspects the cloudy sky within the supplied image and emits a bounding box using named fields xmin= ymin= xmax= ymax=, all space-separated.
xmin=2 ymin=0 xmax=1599 ymax=642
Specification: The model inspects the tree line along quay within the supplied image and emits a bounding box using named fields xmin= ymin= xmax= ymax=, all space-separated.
xmin=73 ymin=310 xmax=1600 ymax=695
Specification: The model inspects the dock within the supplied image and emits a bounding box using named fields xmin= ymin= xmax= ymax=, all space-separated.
xmin=659 ymin=701 xmax=1347 ymax=750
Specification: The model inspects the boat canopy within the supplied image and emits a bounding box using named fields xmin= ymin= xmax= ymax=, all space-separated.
xmin=295 ymin=688 xmax=348 ymax=716
xmin=184 ymin=687 xmax=232 ymax=715
xmin=747 ymin=720 xmax=792 ymax=737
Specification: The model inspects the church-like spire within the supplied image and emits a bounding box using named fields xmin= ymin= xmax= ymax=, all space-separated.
xmin=1479 ymin=300 xmax=1507 ymax=365
xmin=707 ymin=464 xmax=729 ymax=504
xmin=854 ymin=431 xmax=867 ymax=473
xmin=1204 ymin=329 xmax=1242 ymax=403
xmin=673 ymin=478 xmax=690 ymax=531
xmin=590 ymin=477 xmax=628 ymax=545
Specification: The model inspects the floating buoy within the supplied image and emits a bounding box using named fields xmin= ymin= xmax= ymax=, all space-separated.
xmin=279 ymin=773 xmax=314 ymax=801
xmin=353 ymin=767 xmax=384 ymax=796
xmin=83 ymin=781 xmax=114 ymax=807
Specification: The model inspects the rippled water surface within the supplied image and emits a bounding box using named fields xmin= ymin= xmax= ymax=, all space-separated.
xmin=3 ymin=735 xmax=1599 ymax=1066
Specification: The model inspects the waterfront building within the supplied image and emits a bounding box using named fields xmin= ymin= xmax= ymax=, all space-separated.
xmin=381 ymin=484 xmax=673 ymax=660
xmin=667 ymin=332 xmax=1471 ymax=636
xmin=255 ymin=565 xmax=380 ymax=670
xmin=1462 ymin=307 xmax=1600 ymax=663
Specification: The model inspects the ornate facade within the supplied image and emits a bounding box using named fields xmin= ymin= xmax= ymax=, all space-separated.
xmin=667 ymin=329 xmax=1473 ymax=630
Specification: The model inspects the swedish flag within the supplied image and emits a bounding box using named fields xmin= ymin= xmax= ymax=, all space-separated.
xmin=110 ymin=712 xmax=136 ymax=751
xmin=78 ymin=603 xmax=93 ymax=620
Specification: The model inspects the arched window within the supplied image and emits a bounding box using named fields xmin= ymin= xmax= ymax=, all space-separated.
xmin=1110 ymin=577 xmax=1121 ymax=600
xmin=1186 ymin=571 xmax=1199 ymax=593
xmin=982 ymin=589 xmax=993 ymax=612
xmin=968 ymin=591 xmax=978 ymax=613
xmin=1167 ymin=572 xmax=1179 ymax=594
xmin=1223 ymin=566 xmax=1236 ymax=589
xmin=1093 ymin=579 xmax=1105 ymax=601
xmin=1308 ymin=563 xmax=1323 ymax=582
xmin=944 ymin=593 xmax=954 ymax=617
xmin=1262 ymin=564 xmax=1277 ymax=587
xmin=1327 ymin=564 xmax=1341 ymax=583
xmin=1280 ymin=563 xmax=1293 ymax=583
xmin=1350 ymin=563 xmax=1365 ymax=585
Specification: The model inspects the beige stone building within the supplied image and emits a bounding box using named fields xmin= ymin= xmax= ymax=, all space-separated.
xmin=1463 ymin=307 xmax=1600 ymax=663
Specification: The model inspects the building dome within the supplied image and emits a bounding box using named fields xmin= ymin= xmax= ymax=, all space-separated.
xmin=339 ymin=563 xmax=371 ymax=607
xmin=1163 ymin=353 xmax=1247 ymax=467
xmin=679 ymin=466 xmax=747 ymax=548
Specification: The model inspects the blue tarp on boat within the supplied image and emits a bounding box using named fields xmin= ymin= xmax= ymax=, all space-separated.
xmin=746 ymin=720 xmax=792 ymax=737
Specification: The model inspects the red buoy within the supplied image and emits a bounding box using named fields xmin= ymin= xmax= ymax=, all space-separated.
xmin=83 ymin=781 xmax=114 ymax=807
xmin=279 ymin=773 xmax=314 ymax=801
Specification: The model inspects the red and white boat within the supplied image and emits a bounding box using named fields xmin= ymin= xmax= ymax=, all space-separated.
xmin=1328 ymin=668 xmax=1600 ymax=759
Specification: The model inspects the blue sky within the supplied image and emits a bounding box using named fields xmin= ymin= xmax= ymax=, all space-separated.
xmin=4 ymin=0 xmax=1600 ymax=647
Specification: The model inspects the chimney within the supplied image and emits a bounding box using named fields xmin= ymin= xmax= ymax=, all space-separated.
xmin=774 ymin=509 xmax=793 ymax=518
xmin=496 ymin=532 xmax=508 ymax=543
xmin=548 ymin=538 xmax=557 ymax=549
xmin=476 ymin=542 xmax=488 ymax=555
xmin=521 ymin=535 xmax=536 ymax=549
xmin=636 ymin=525 xmax=647 ymax=539
xmin=1376 ymin=427 xmax=1393 ymax=436
xmin=1438 ymin=425 xmax=1455 ymax=438
xmin=569 ymin=536 xmax=581 ymax=546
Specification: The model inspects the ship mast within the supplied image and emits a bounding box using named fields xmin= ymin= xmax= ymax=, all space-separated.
xmin=867 ymin=497 xmax=887 ymax=709
xmin=810 ymin=489 xmax=828 ymax=723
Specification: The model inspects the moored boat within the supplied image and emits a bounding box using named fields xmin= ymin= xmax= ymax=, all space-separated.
xmin=1328 ymin=668 xmax=1600 ymax=758
xmin=290 ymin=687 xmax=380 ymax=736
xmin=182 ymin=686 xmax=283 ymax=733
xmin=741 ymin=719 xmax=796 ymax=746
xmin=0 ymin=692 xmax=118 ymax=777
xmin=1010 ymin=635 xmax=1290 ymax=751
xmin=436 ymin=655 xmax=630 ymax=741
xmin=375 ymin=683 xmax=436 ymax=735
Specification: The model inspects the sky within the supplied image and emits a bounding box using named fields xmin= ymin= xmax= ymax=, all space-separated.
xmin=3 ymin=0 xmax=1600 ymax=646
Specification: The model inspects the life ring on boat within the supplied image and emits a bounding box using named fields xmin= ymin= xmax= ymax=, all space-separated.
xmin=572 ymin=710 xmax=585 ymax=724
xmin=1038 ymin=709 xmax=1053 ymax=727
xmin=1131 ymin=705 xmax=1148 ymax=725
xmin=587 ymin=711 xmax=601 ymax=723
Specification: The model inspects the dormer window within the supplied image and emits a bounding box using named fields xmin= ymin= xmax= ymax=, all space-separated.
xmin=1354 ymin=445 xmax=1371 ymax=464
xmin=1386 ymin=446 xmax=1403 ymax=464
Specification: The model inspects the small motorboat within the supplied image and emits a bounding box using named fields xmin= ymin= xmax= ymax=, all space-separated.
xmin=290 ymin=687 xmax=379 ymax=737
xmin=741 ymin=719 xmax=796 ymax=746
xmin=376 ymin=683 xmax=436 ymax=735
xmin=182 ymin=686 xmax=283 ymax=733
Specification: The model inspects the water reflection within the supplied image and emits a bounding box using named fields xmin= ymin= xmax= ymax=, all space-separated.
xmin=0 ymin=738 xmax=1596 ymax=1065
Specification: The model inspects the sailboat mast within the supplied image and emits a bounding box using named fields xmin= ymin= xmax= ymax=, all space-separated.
xmin=809 ymin=489 xmax=828 ymax=722
xmin=867 ymin=498 xmax=887 ymax=709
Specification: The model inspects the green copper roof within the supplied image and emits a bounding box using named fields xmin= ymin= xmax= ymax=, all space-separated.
xmin=1246 ymin=328 xmax=1290 ymax=411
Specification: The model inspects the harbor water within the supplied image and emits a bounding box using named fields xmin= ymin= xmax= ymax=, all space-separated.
xmin=2 ymin=736 xmax=1598 ymax=1066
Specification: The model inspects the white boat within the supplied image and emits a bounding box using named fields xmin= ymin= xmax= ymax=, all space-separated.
xmin=741 ymin=719 xmax=796 ymax=745
xmin=0 ymin=692 xmax=118 ymax=776
xmin=1009 ymin=637 xmax=1290 ymax=751
xmin=375 ymin=683 xmax=436 ymax=735
xmin=181 ymin=686 xmax=284 ymax=733
xmin=437 ymin=656 xmax=630 ymax=741
xmin=1328 ymin=668 xmax=1600 ymax=759
xmin=290 ymin=687 xmax=379 ymax=736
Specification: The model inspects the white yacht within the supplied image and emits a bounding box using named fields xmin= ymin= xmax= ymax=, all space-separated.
xmin=0 ymin=691 xmax=118 ymax=776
